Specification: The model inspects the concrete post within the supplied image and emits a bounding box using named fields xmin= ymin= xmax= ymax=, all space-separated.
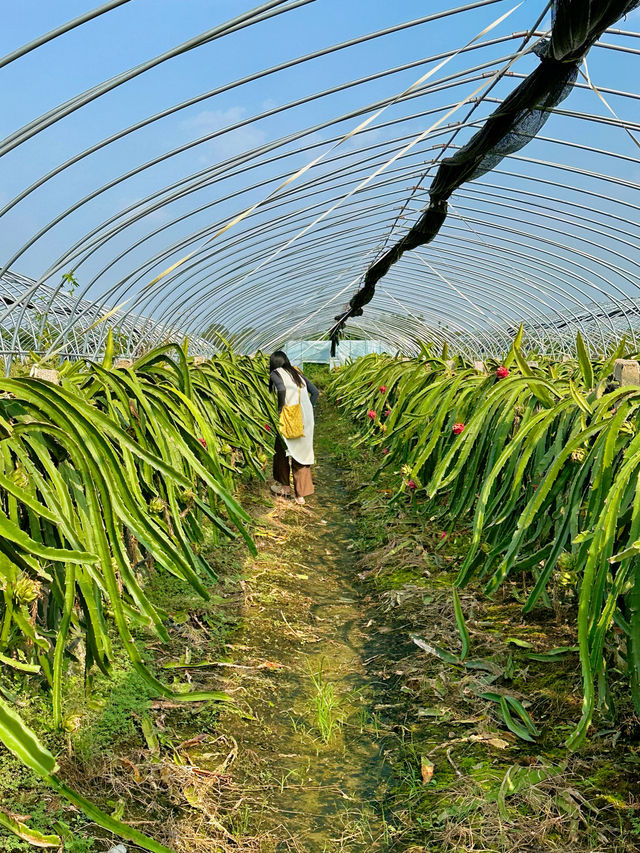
xmin=613 ymin=359 xmax=640 ymax=386
xmin=29 ymin=366 xmax=59 ymax=384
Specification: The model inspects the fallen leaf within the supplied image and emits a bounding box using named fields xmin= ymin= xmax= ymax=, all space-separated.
xmin=470 ymin=733 xmax=514 ymax=748
xmin=118 ymin=757 xmax=142 ymax=783
xmin=506 ymin=637 xmax=534 ymax=648
xmin=421 ymin=756 xmax=435 ymax=784
xmin=6 ymin=813 xmax=32 ymax=823
xmin=417 ymin=707 xmax=449 ymax=719
xmin=178 ymin=733 xmax=209 ymax=750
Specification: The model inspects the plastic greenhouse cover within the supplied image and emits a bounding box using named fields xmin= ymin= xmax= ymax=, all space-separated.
xmin=283 ymin=339 xmax=391 ymax=367
xmin=1 ymin=1 xmax=639 ymax=361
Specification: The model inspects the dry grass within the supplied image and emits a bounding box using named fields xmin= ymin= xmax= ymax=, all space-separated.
xmin=61 ymin=733 xmax=287 ymax=852
xmin=349 ymin=521 xmax=640 ymax=852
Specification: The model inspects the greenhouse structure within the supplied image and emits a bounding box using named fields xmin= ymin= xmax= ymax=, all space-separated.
xmin=1 ymin=2 xmax=640 ymax=852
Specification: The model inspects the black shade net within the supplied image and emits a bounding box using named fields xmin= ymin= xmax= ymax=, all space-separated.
xmin=330 ymin=0 xmax=640 ymax=354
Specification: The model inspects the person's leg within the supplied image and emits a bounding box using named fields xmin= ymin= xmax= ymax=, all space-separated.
xmin=291 ymin=460 xmax=314 ymax=500
xmin=272 ymin=438 xmax=291 ymax=495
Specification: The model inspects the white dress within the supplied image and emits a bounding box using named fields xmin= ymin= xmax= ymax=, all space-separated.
xmin=277 ymin=367 xmax=315 ymax=465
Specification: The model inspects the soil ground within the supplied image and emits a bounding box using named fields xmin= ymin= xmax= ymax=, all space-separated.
xmin=2 ymin=394 xmax=640 ymax=853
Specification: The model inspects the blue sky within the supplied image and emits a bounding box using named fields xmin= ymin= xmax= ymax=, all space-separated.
xmin=1 ymin=1 xmax=639 ymax=348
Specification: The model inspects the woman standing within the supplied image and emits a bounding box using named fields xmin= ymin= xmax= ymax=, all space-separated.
xmin=269 ymin=351 xmax=319 ymax=505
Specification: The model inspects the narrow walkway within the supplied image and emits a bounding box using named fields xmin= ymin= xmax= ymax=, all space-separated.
xmin=202 ymin=431 xmax=393 ymax=851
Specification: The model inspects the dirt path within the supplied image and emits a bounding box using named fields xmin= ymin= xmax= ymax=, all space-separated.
xmin=196 ymin=433 xmax=394 ymax=851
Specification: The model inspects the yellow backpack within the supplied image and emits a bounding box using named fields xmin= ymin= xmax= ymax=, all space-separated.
xmin=279 ymin=384 xmax=305 ymax=439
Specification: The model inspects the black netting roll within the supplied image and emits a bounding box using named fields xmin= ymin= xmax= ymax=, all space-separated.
xmin=329 ymin=0 xmax=640 ymax=350
xmin=428 ymin=58 xmax=577 ymax=198
xmin=551 ymin=0 xmax=640 ymax=62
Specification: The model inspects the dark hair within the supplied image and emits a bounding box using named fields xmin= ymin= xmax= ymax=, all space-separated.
xmin=270 ymin=350 xmax=303 ymax=386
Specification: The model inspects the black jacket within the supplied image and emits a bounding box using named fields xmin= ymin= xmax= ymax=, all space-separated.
xmin=269 ymin=369 xmax=319 ymax=412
